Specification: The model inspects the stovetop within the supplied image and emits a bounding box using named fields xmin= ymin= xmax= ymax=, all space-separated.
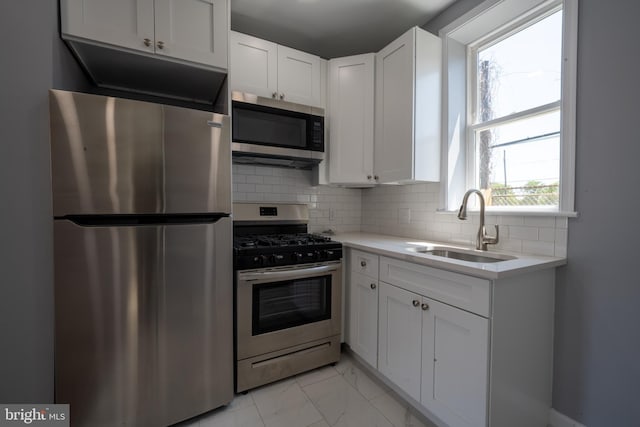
xmin=233 ymin=232 xmax=342 ymax=270
xmin=232 ymin=203 xmax=343 ymax=269
xmin=234 ymin=233 xmax=333 ymax=249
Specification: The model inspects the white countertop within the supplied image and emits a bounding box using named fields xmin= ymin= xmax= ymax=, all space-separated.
xmin=332 ymin=232 xmax=566 ymax=280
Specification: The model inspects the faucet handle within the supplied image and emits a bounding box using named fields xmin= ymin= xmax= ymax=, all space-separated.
xmin=483 ymin=225 xmax=499 ymax=245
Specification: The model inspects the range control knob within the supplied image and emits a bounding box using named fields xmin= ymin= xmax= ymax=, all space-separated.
xmin=252 ymin=255 xmax=267 ymax=266
xmin=326 ymin=250 xmax=335 ymax=258
xmin=306 ymin=252 xmax=316 ymax=260
xmin=292 ymin=252 xmax=304 ymax=262
xmin=270 ymin=254 xmax=285 ymax=264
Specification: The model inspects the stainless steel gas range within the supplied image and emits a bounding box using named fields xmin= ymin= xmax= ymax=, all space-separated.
xmin=233 ymin=203 xmax=342 ymax=392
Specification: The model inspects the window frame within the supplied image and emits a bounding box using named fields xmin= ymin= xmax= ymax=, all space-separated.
xmin=439 ymin=0 xmax=578 ymax=216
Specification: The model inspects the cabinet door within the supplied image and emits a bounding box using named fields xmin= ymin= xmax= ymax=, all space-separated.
xmin=154 ymin=0 xmax=228 ymax=68
xmin=421 ymin=298 xmax=489 ymax=427
xmin=375 ymin=28 xmax=415 ymax=183
xmin=349 ymin=272 xmax=379 ymax=368
xmin=277 ymin=45 xmax=322 ymax=107
xmin=229 ymin=32 xmax=278 ymax=98
xmin=378 ymin=282 xmax=422 ymax=401
xmin=328 ymin=54 xmax=375 ymax=185
xmin=61 ymin=0 xmax=155 ymax=54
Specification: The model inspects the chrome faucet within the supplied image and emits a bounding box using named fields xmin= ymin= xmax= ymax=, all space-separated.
xmin=457 ymin=189 xmax=499 ymax=251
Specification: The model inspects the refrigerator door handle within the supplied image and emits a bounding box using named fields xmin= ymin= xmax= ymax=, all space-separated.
xmin=207 ymin=120 xmax=223 ymax=128
xmin=59 ymin=214 xmax=230 ymax=227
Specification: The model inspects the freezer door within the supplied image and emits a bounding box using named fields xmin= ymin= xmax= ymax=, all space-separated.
xmin=54 ymin=218 xmax=233 ymax=427
xmin=49 ymin=90 xmax=231 ymax=216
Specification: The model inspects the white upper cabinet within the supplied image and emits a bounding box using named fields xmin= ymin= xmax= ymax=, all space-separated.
xmin=375 ymin=27 xmax=441 ymax=184
xmin=61 ymin=0 xmax=228 ymax=69
xmin=229 ymin=31 xmax=322 ymax=107
xmin=277 ymin=45 xmax=322 ymax=106
xmin=328 ymin=54 xmax=375 ymax=185
xmin=61 ymin=0 xmax=154 ymax=53
xmin=229 ymin=31 xmax=278 ymax=98
xmin=154 ymin=0 xmax=228 ymax=67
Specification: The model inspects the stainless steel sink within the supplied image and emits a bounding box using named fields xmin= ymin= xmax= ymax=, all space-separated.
xmin=410 ymin=247 xmax=516 ymax=263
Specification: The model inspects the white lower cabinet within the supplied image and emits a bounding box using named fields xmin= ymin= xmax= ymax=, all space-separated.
xmin=378 ymin=281 xmax=489 ymax=427
xmin=421 ymin=297 xmax=489 ymax=427
xmin=377 ymin=282 xmax=423 ymax=401
xmin=347 ymin=249 xmax=380 ymax=368
xmin=346 ymin=249 xmax=555 ymax=427
xmin=349 ymin=271 xmax=379 ymax=368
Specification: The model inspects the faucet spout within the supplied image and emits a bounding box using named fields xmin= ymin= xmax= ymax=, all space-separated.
xmin=457 ymin=189 xmax=499 ymax=251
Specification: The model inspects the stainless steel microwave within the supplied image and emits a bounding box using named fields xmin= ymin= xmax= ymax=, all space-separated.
xmin=231 ymin=92 xmax=324 ymax=169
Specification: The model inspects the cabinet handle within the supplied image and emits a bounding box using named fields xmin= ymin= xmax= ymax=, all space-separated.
xmin=412 ymin=300 xmax=420 ymax=307
xmin=143 ymin=38 xmax=152 ymax=47
xmin=279 ymin=93 xmax=285 ymax=100
xmin=272 ymin=92 xmax=277 ymax=99
xmin=421 ymin=303 xmax=429 ymax=311
xmin=374 ymin=175 xmax=379 ymax=180
xmin=367 ymin=175 xmax=372 ymax=180
xmin=370 ymin=283 xmax=376 ymax=290
xmin=360 ymin=260 xmax=367 ymax=267
xmin=157 ymin=40 xmax=164 ymax=50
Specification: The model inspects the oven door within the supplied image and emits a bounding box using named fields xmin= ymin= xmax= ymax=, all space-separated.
xmin=236 ymin=262 xmax=341 ymax=360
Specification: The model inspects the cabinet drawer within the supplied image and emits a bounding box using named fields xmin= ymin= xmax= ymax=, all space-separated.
xmin=350 ymin=249 xmax=379 ymax=279
xmin=379 ymin=257 xmax=491 ymax=317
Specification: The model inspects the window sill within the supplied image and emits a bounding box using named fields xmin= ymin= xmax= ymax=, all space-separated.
xmin=436 ymin=208 xmax=578 ymax=218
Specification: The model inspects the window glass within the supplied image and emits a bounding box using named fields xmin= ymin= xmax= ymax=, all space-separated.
xmin=472 ymin=9 xmax=563 ymax=208
xmin=476 ymin=10 xmax=563 ymax=122
xmin=475 ymin=111 xmax=560 ymax=206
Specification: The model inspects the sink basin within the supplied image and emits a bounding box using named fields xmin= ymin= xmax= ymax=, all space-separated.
xmin=410 ymin=247 xmax=516 ymax=263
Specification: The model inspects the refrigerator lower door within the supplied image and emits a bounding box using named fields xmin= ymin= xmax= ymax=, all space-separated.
xmin=54 ymin=218 xmax=233 ymax=427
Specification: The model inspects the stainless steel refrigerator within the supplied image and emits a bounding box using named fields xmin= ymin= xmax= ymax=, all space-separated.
xmin=49 ymin=90 xmax=233 ymax=427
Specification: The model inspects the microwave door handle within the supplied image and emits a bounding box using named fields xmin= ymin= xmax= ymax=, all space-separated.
xmin=239 ymin=264 xmax=339 ymax=282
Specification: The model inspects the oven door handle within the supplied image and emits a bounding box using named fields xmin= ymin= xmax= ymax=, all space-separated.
xmin=239 ymin=264 xmax=339 ymax=282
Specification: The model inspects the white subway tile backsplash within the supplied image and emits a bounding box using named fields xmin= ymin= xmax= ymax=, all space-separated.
xmin=232 ymin=164 xmax=361 ymax=233
xmin=509 ymin=226 xmax=539 ymax=241
xmin=556 ymin=217 xmax=569 ymax=229
xmin=538 ymin=227 xmax=557 ymax=242
xmin=498 ymin=215 xmax=525 ymax=226
xmin=233 ymin=165 xmax=568 ymax=257
xmin=496 ymin=238 xmax=523 ymax=253
xmin=237 ymin=183 xmax=256 ymax=193
xmin=523 ymin=240 xmax=556 ymax=257
xmin=246 ymin=175 xmax=264 ymax=184
xmin=245 ymin=192 xmax=264 ymax=201
xmin=524 ymin=216 xmax=557 ymax=228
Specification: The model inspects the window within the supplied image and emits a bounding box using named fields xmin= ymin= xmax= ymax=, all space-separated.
xmin=440 ymin=0 xmax=577 ymax=214
xmin=470 ymin=9 xmax=562 ymax=208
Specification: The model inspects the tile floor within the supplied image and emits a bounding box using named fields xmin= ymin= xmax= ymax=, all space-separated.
xmin=177 ymin=352 xmax=437 ymax=427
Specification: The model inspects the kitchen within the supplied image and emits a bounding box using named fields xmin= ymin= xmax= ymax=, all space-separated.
xmin=1 ymin=1 xmax=639 ymax=427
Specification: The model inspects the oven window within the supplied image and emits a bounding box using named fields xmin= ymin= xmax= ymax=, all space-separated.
xmin=233 ymin=104 xmax=307 ymax=149
xmin=252 ymin=275 xmax=331 ymax=335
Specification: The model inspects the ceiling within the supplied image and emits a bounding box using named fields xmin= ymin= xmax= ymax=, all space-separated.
xmin=230 ymin=0 xmax=458 ymax=59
